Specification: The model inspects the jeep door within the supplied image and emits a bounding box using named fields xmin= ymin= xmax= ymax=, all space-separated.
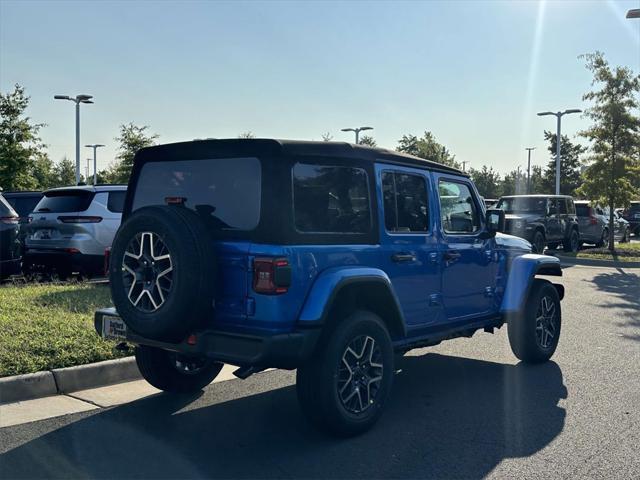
xmin=376 ymin=164 xmax=443 ymax=327
xmin=435 ymin=174 xmax=497 ymax=320
xmin=546 ymin=198 xmax=563 ymax=241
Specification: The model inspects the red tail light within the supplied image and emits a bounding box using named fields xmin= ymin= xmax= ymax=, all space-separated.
xmin=104 ymin=247 xmax=111 ymax=276
xmin=0 ymin=216 xmax=19 ymax=225
xmin=57 ymin=216 xmax=102 ymax=223
xmin=589 ymin=215 xmax=598 ymax=225
xmin=253 ymin=257 xmax=291 ymax=295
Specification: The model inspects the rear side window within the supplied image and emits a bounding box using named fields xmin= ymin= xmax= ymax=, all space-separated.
xmin=35 ymin=190 xmax=94 ymax=213
xmin=382 ymin=171 xmax=429 ymax=233
xmin=292 ymin=164 xmax=370 ymax=234
xmin=133 ymin=157 xmax=261 ymax=231
xmin=438 ymin=180 xmax=480 ymax=234
xmin=107 ymin=191 xmax=126 ymax=213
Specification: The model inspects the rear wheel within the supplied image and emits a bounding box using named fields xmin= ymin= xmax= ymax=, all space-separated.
xmin=596 ymin=229 xmax=609 ymax=249
xmin=135 ymin=345 xmax=223 ymax=393
xmin=508 ymin=280 xmax=561 ymax=363
xmin=296 ymin=311 xmax=394 ymax=437
xmin=563 ymin=229 xmax=579 ymax=253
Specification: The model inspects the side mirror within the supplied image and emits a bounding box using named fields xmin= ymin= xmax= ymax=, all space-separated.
xmin=486 ymin=208 xmax=505 ymax=236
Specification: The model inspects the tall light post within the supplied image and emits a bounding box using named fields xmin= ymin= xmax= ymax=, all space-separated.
xmin=537 ymin=109 xmax=581 ymax=195
xmin=341 ymin=126 xmax=373 ymax=144
xmin=85 ymin=144 xmax=105 ymax=185
xmin=54 ymin=94 xmax=94 ymax=185
xmin=525 ymin=147 xmax=536 ymax=194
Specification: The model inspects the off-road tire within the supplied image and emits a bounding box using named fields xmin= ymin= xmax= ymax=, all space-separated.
xmin=508 ymin=280 xmax=561 ymax=363
xmin=563 ymin=229 xmax=580 ymax=253
xmin=595 ymin=229 xmax=609 ymax=249
xmin=135 ymin=345 xmax=223 ymax=393
xmin=109 ymin=205 xmax=217 ymax=342
xmin=296 ymin=310 xmax=394 ymax=437
xmin=532 ymin=231 xmax=545 ymax=254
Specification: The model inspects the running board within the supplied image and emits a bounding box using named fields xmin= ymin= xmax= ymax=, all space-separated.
xmin=233 ymin=365 xmax=265 ymax=379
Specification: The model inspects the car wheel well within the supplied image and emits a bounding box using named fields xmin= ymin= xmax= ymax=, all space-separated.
xmin=322 ymin=281 xmax=405 ymax=341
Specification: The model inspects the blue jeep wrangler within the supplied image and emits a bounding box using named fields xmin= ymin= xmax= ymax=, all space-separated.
xmin=95 ymin=139 xmax=564 ymax=436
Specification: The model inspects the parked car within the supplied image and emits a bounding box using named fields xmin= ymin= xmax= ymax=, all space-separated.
xmin=495 ymin=195 xmax=580 ymax=254
xmin=0 ymin=193 xmax=22 ymax=279
xmin=94 ymin=139 xmax=565 ymax=437
xmin=620 ymin=201 xmax=640 ymax=237
xmin=3 ymin=191 xmax=44 ymax=255
xmin=483 ymin=198 xmax=499 ymax=209
xmin=24 ymin=185 xmax=126 ymax=277
xmin=574 ymin=201 xmax=630 ymax=247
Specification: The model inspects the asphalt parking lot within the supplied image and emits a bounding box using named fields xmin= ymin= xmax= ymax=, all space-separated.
xmin=1 ymin=265 xmax=638 ymax=479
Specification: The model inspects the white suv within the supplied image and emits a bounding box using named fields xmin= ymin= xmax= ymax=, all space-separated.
xmin=24 ymin=185 xmax=126 ymax=277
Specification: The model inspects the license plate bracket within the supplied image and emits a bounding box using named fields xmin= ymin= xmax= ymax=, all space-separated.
xmin=102 ymin=315 xmax=127 ymax=341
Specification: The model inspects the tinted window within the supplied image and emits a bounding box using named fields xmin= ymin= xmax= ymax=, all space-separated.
xmin=559 ymin=199 xmax=568 ymax=214
xmin=133 ymin=158 xmax=261 ymax=231
xmin=293 ymin=164 xmax=370 ymax=234
xmin=575 ymin=204 xmax=590 ymax=216
xmin=34 ymin=190 xmax=94 ymax=213
xmin=496 ymin=197 xmax=547 ymax=213
xmin=5 ymin=195 xmax=42 ymax=217
xmin=382 ymin=172 xmax=428 ymax=233
xmin=107 ymin=191 xmax=126 ymax=213
xmin=438 ymin=180 xmax=480 ymax=234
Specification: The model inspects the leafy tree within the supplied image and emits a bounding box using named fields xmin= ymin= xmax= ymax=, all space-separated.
xmin=501 ymin=169 xmax=528 ymax=196
xmin=396 ymin=131 xmax=458 ymax=168
xmin=541 ymin=131 xmax=586 ymax=196
xmin=469 ymin=166 xmax=502 ymax=199
xmin=53 ymin=156 xmax=77 ymax=187
xmin=0 ymin=84 xmax=48 ymax=190
xmin=112 ymin=123 xmax=159 ymax=183
xmin=528 ymin=165 xmax=546 ymax=195
xmin=31 ymin=152 xmax=56 ymax=189
xmin=238 ymin=131 xmax=256 ymax=139
xmin=358 ymin=135 xmax=377 ymax=147
xmin=576 ymin=52 xmax=640 ymax=251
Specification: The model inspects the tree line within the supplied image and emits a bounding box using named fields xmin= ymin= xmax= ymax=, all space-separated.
xmin=1 ymin=52 xmax=638 ymax=214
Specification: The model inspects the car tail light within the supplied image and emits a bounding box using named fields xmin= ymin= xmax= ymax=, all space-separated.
xmin=589 ymin=215 xmax=598 ymax=225
xmin=57 ymin=216 xmax=103 ymax=223
xmin=104 ymin=247 xmax=111 ymax=276
xmin=0 ymin=216 xmax=19 ymax=225
xmin=64 ymin=248 xmax=80 ymax=254
xmin=253 ymin=257 xmax=291 ymax=295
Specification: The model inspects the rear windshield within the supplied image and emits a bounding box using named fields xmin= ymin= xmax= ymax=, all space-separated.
xmin=575 ymin=204 xmax=590 ymax=216
xmin=132 ymin=157 xmax=261 ymax=231
xmin=0 ymin=195 xmax=17 ymax=217
xmin=6 ymin=195 xmax=42 ymax=217
xmin=34 ymin=190 xmax=94 ymax=213
xmin=496 ymin=197 xmax=546 ymax=214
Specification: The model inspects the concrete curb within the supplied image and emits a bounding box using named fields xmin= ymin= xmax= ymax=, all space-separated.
xmin=553 ymin=254 xmax=640 ymax=269
xmin=0 ymin=356 xmax=140 ymax=405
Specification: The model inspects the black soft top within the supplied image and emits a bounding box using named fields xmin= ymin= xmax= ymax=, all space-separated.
xmin=135 ymin=138 xmax=466 ymax=176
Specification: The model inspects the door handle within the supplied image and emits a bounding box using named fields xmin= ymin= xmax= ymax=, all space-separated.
xmin=391 ymin=252 xmax=416 ymax=262
xmin=443 ymin=250 xmax=461 ymax=262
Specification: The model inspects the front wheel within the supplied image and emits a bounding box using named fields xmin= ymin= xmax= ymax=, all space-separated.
xmin=531 ymin=231 xmax=546 ymax=254
xmin=135 ymin=345 xmax=223 ymax=393
xmin=296 ymin=311 xmax=394 ymax=437
xmin=508 ymin=280 xmax=561 ymax=363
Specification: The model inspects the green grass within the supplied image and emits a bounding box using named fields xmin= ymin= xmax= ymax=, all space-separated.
xmin=0 ymin=282 xmax=129 ymax=377
xmin=560 ymin=242 xmax=640 ymax=262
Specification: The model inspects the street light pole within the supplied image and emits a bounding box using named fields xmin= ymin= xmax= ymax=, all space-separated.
xmin=54 ymin=94 xmax=94 ymax=185
xmin=341 ymin=126 xmax=373 ymax=145
xmin=537 ymin=109 xmax=581 ymax=195
xmin=85 ymin=144 xmax=105 ymax=185
xmin=526 ymin=147 xmax=535 ymax=194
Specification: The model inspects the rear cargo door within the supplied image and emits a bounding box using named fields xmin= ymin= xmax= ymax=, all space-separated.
xmin=214 ymin=241 xmax=252 ymax=324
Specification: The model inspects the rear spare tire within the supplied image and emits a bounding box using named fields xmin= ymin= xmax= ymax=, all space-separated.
xmin=110 ymin=205 xmax=217 ymax=342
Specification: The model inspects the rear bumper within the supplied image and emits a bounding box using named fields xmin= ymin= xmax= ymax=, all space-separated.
xmin=25 ymin=249 xmax=104 ymax=274
xmin=94 ymin=308 xmax=321 ymax=369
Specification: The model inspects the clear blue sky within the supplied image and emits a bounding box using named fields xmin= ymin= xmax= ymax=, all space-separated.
xmin=1 ymin=0 xmax=638 ymax=175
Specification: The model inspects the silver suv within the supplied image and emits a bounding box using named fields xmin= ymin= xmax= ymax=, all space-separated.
xmin=574 ymin=200 xmax=630 ymax=248
xmin=24 ymin=185 xmax=126 ymax=277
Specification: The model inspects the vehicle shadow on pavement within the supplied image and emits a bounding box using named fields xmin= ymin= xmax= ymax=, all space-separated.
xmin=0 ymin=354 xmax=567 ymax=479
xmin=590 ymin=270 xmax=640 ymax=342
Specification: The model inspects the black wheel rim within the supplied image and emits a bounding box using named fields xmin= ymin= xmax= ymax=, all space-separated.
xmin=337 ymin=335 xmax=384 ymax=414
xmin=171 ymin=353 xmax=210 ymax=375
xmin=122 ymin=232 xmax=174 ymax=313
xmin=535 ymin=295 xmax=558 ymax=349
